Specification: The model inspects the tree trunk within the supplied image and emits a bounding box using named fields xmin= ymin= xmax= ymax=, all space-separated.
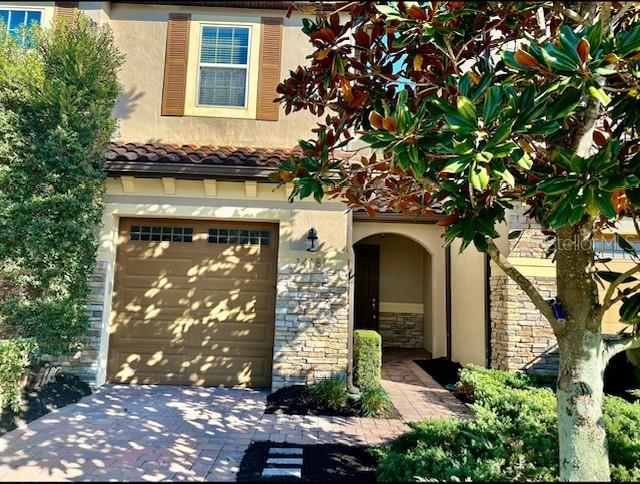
xmin=555 ymin=224 xmax=610 ymax=481
xmin=556 ymin=329 xmax=610 ymax=481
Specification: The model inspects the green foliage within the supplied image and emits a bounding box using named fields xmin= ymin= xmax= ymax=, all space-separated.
xmin=0 ymin=338 xmax=38 ymax=411
xmin=376 ymin=367 xmax=640 ymax=482
xmin=353 ymin=329 xmax=382 ymax=390
xmin=0 ymin=15 xmax=123 ymax=354
xmin=359 ymin=385 xmax=393 ymax=418
xmin=308 ymin=376 xmax=349 ymax=412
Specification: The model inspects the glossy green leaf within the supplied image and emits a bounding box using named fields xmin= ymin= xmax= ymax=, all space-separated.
xmin=483 ymin=86 xmax=502 ymax=124
xmin=620 ymin=294 xmax=640 ymax=323
xmin=588 ymin=84 xmax=611 ymax=106
xmin=594 ymin=189 xmax=616 ymax=218
xmin=513 ymin=149 xmax=533 ymax=170
xmin=457 ymin=96 xmax=477 ymax=123
xmin=537 ymin=177 xmax=579 ymax=195
xmin=546 ymin=88 xmax=582 ymax=119
xmin=616 ymin=234 xmax=638 ymax=258
xmin=598 ymin=271 xmax=638 ymax=283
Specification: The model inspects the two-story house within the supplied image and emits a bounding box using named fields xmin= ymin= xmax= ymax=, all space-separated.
xmin=4 ymin=1 xmax=636 ymax=390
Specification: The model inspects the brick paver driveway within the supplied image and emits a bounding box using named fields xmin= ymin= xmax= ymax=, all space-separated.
xmin=0 ymin=385 xmax=267 ymax=482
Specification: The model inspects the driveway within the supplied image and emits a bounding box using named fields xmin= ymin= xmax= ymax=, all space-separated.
xmin=0 ymin=385 xmax=267 ymax=482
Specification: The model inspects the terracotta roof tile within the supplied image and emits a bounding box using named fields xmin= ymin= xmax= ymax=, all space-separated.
xmin=106 ymin=141 xmax=305 ymax=168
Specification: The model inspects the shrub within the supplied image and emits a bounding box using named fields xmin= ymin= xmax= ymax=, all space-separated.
xmin=0 ymin=338 xmax=38 ymax=411
xmin=377 ymin=367 xmax=640 ymax=482
xmin=309 ymin=376 xmax=349 ymax=411
xmin=354 ymin=329 xmax=382 ymax=390
xmin=360 ymin=385 xmax=393 ymax=418
xmin=0 ymin=14 xmax=123 ymax=355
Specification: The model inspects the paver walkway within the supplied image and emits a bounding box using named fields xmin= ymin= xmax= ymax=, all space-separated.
xmin=381 ymin=350 xmax=472 ymax=422
xmin=0 ymin=352 xmax=470 ymax=481
xmin=0 ymin=385 xmax=267 ymax=482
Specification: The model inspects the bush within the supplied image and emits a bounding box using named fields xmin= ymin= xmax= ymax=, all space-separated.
xmin=0 ymin=14 xmax=123 ymax=355
xmin=0 ymin=338 xmax=38 ymax=411
xmin=377 ymin=367 xmax=640 ymax=482
xmin=309 ymin=376 xmax=349 ymax=412
xmin=360 ymin=385 xmax=393 ymax=418
xmin=354 ymin=329 xmax=382 ymax=390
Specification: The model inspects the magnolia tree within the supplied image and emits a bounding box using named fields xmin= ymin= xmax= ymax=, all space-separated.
xmin=275 ymin=1 xmax=640 ymax=481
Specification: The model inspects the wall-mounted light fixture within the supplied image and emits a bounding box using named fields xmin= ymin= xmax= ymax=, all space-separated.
xmin=306 ymin=228 xmax=319 ymax=252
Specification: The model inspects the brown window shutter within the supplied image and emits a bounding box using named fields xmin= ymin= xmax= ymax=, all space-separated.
xmin=256 ymin=17 xmax=283 ymax=121
xmin=161 ymin=13 xmax=191 ymax=117
xmin=54 ymin=2 xmax=78 ymax=20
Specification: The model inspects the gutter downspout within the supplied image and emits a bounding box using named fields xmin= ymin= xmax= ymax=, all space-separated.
xmin=346 ymin=209 xmax=357 ymax=392
xmin=445 ymin=245 xmax=452 ymax=360
xmin=484 ymin=253 xmax=492 ymax=368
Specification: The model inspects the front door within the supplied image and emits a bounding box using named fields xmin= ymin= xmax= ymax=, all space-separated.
xmin=354 ymin=244 xmax=380 ymax=330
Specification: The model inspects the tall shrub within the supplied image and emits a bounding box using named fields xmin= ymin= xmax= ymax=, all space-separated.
xmin=353 ymin=329 xmax=382 ymax=389
xmin=0 ymin=15 xmax=123 ymax=355
xmin=0 ymin=338 xmax=38 ymax=411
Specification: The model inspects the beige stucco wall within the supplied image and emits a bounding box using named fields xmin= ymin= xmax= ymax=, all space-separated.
xmin=106 ymin=3 xmax=318 ymax=147
xmin=353 ymin=222 xmax=447 ymax=358
xmin=450 ymin=240 xmax=487 ymax=366
xmin=94 ymin=176 xmax=350 ymax=385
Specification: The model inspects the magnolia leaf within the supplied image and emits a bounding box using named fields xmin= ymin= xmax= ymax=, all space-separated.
xmin=620 ymin=294 xmax=640 ymax=323
xmin=457 ymin=96 xmax=477 ymax=123
xmin=588 ymin=85 xmax=611 ymax=106
xmin=483 ymin=86 xmax=502 ymax=124
xmin=597 ymin=271 xmax=638 ymax=283
xmin=616 ymin=234 xmax=638 ymax=258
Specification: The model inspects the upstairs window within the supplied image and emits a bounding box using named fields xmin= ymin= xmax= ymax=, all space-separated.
xmin=594 ymin=236 xmax=640 ymax=260
xmin=197 ymin=25 xmax=250 ymax=108
xmin=0 ymin=8 xmax=42 ymax=46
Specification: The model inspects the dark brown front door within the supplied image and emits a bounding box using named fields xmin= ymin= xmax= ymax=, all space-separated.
xmin=354 ymin=244 xmax=380 ymax=330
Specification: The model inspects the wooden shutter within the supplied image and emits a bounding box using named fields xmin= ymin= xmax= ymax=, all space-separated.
xmin=54 ymin=2 xmax=78 ymax=20
xmin=256 ymin=17 xmax=283 ymax=121
xmin=161 ymin=13 xmax=191 ymax=116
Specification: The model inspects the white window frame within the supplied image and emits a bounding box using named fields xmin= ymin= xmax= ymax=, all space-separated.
xmin=195 ymin=23 xmax=252 ymax=110
xmin=0 ymin=6 xmax=44 ymax=43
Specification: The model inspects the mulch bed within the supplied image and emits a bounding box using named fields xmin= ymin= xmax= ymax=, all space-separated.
xmin=414 ymin=357 xmax=463 ymax=389
xmin=0 ymin=373 xmax=91 ymax=436
xmin=237 ymin=442 xmax=377 ymax=482
xmin=265 ymin=385 xmax=400 ymax=418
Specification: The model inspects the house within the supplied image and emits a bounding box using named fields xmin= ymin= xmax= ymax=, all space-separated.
xmin=3 ymin=1 xmax=637 ymax=389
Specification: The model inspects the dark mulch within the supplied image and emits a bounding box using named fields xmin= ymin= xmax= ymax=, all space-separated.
xmin=237 ymin=442 xmax=377 ymax=482
xmin=265 ymin=385 xmax=400 ymax=418
xmin=0 ymin=373 xmax=92 ymax=436
xmin=266 ymin=385 xmax=360 ymax=417
xmin=414 ymin=357 xmax=463 ymax=389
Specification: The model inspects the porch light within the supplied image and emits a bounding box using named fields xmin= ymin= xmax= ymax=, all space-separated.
xmin=306 ymin=228 xmax=319 ymax=252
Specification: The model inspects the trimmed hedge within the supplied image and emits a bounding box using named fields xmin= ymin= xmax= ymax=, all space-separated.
xmin=0 ymin=338 xmax=38 ymax=411
xmin=354 ymin=329 xmax=382 ymax=390
xmin=377 ymin=367 xmax=640 ymax=482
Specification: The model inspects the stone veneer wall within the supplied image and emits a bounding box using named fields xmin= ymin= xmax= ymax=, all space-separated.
xmin=379 ymin=312 xmax=423 ymax=348
xmin=490 ymin=207 xmax=559 ymax=376
xmin=271 ymin=264 xmax=350 ymax=389
xmin=52 ymin=261 xmax=107 ymax=384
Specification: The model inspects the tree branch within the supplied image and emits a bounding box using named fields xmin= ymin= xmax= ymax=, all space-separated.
xmin=609 ymin=2 xmax=634 ymax=29
xmin=601 ymin=263 xmax=640 ymax=311
xmin=551 ymin=3 xmax=588 ymax=26
xmin=607 ymin=282 xmax=640 ymax=307
xmin=604 ymin=332 xmax=640 ymax=361
xmin=486 ymin=239 xmax=563 ymax=335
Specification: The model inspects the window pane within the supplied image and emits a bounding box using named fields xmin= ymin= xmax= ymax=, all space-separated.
xmin=200 ymin=26 xmax=249 ymax=65
xmin=8 ymin=10 xmax=25 ymax=32
xmin=26 ymin=10 xmax=41 ymax=27
xmin=0 ymin=11 xmax=9 ymax=27
xmin=198 ymin=67 xmax=247 ymax=107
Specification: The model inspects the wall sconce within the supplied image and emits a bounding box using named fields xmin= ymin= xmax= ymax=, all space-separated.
xmin=306 ymin=228 xmax=319 ymax=252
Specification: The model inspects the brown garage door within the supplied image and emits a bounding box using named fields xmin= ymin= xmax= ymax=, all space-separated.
xmin=107 ymin=218 xmax=278 ymax=387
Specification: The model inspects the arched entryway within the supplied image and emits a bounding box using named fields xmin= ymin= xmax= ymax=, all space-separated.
xmin=353 ymin=232 xmax=434 ymax=354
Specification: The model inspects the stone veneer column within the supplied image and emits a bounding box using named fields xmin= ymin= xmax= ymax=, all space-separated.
xmin=53 ymin=261 xmax=107 ymax=385
xmin=271 ymin=263 xmax=350 ymax=389
xmin=490 ymin=207 xmax=559 ymax=376
xmin=379 ymin=312 xmax=423 ymax=348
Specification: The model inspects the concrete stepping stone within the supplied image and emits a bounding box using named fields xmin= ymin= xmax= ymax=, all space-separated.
xmin=262 ymin=467 xmax=302 ymax=478
xmin=266 ymin=457 xmax=303 ymax=465
xmin=268 ymin=447 xmax=303 ymax=456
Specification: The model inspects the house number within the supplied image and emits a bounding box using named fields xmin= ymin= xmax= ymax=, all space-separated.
xmin=296 ymin=257 xmax=324 ymax=268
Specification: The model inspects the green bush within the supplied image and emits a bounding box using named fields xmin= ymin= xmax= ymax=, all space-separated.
xmin=354 ymin=329 xmax=382 ymax=390
xmin=360 ymin=385 xmax=393 ymax=418
xmin=0 ymin=338 xmax=38 ymax=411
xmin=0 ymin=14 xmax=122 ymax=354
xmin=309 ymin=376 xmax=349 ymax=411
xmin=377 ymin=367 xmax=640 ymax=482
